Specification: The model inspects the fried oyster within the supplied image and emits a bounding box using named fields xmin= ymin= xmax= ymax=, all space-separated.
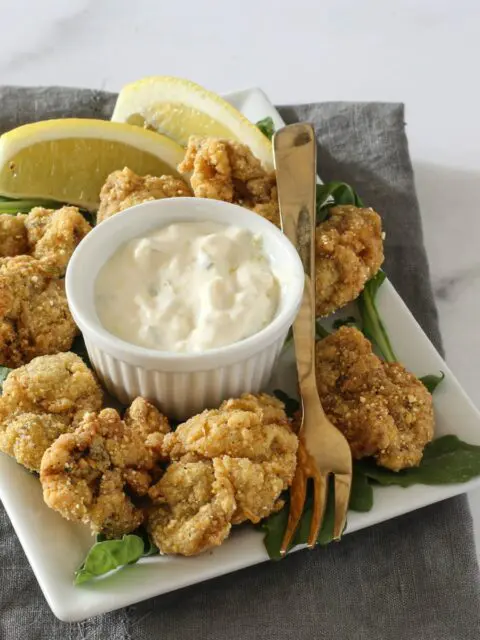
xmin=25 ymin=206 xmax=92 ymax=276
xmin=0 ymin=214 xmax=28 ymax=257
xmin=147 ymin=458 xmax=236 ymax=556
xmin=0 ymin=207 xmax=91 ymax=276
xmin=0 ymin=256 xmax=78 ymax=367
xmin=0 ymin=352 xmax=103 ymax=472
xmin=147 ymin=393 xmax=298 ymax=556
xmin=40 ymin=399 xmax=170 ymax=537
xmin=178 ymin=136 xmax=279 ymax=225
xmin=315 ymin=205 xmax=384 ymax=317
xmin=97 ymin=167 xmax=192 ymax=224
xmin=315 ymin=326 xmax=434 ymax=471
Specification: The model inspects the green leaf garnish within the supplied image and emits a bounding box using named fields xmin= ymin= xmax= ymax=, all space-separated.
xmin=332 ymin=316 xmax=360 ymax=331
xmin=348 ymin=466 xmax=374 ymax=512
xmin=420 ymin=372 xmax=445 ymax=394
xmin=0 ymin=198 xmax=61 ymax=214
xmin=356 ymin=436 xmax=480 ymax=487
xmin=0 ymin=366 xmax=11 ymax=394
xmin=273 ymin=389 xmax=300 ymax=418
xmin=256 ymin=117 xmax=275 ymax=140
xmin=136 ymin=527 xmax=160 ymax=557
xmin=357 ymin=271 xmax=398 ymax=364
xmin=315 ymin=181 xmax=365 ymax=223
xmin=75 ymin=534 xmax=145 ymax=585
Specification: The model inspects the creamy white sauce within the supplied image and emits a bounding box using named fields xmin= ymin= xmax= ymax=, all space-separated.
xmin=95 ymin=221 xmax=280 ymax=353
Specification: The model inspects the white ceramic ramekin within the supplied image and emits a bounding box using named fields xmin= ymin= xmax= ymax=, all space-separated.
xmin=66 ymin=198 xmax=304 ymax=419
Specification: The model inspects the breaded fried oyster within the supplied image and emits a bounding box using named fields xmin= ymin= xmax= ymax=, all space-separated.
xmin=0 ymin=207 xmax=91 ymax=275
xmin=315 ymin=206 xmax=384 ymax=316
xmin=97 ymin=167 xmax=192 ymax=224
xmin=147 ymin=458 xmax=236 ymax=556
xmin=0 ymin=256 xmax=78 ymax=367
xmin=0 ymin=352 xmax=103 ymax=472
xmin=315 ymin=326 xmax=434 ymax=471
xmin=40 ymin=399 xmax=170 ymax=537
xmin=178 ymin=136 xmax=279 ymax=225
xmin=25 ymin=206 xmax=92 ymax=276
xmin=162 ymin=393 xmax=298 ymax=527
xmin=0 ymin=214 xmax=28 ymax=257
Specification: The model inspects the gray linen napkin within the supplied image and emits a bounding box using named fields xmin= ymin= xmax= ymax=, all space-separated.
xmin=0 ymin=87 xmax=478 ymax=640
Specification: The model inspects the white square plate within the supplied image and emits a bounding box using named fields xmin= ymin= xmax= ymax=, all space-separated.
xmin=1 ymin=87 xmax=480 ymax=622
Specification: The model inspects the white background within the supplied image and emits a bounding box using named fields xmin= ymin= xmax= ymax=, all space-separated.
xmin=1 ymin=0 xmax=479 ymax=551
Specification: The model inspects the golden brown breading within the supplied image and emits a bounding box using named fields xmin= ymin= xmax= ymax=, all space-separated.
xmin=0 ymin=256 xmax=78 ymax=367
xmin=97 ymin=167 xmax=192 ymax=224
xmin=124 ymin=394 xmax=171 ymax=440
xmin=315 ymin=205 xmax=384 ymax=316
xmin=163 ymin=393 xmax=298 ymax=525
xmin=0 ymin=352 xmax=103 ymax=424
xmin=40 ymin=399 xmax=170 ymax=537
xmin=215 ymin=455 xmax=287 ymax=525
xmin=315 ymin=326 xmax=434 ymax=471
xmin=178 ymin=137 xmax=279 ymax=225
xmin=0 ymin=214 xmax=28 ymax=257
xmin=147 ymin=458 xmax=236 ymax=556
xmin=0 ymin=413 xmax=69 ymax=472
xmin=25 ymin=206 xmax=92 ymax=276
xmin=0 ymin=353 xmax=103 ymax=472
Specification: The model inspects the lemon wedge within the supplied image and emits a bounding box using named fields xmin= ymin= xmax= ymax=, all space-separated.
xmin=0 ymin=118 xmax=185 ymax=211
xmin=111 ymin=76 xmax=273 ymax=169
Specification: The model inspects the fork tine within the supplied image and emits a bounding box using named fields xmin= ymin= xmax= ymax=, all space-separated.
xmin=333 ymin=473 xmax=352 ymax=540
xmin=307 ymin=471 xmax=327 ymax=548
xmin=280 ymin=463 xmax=307 ymax=556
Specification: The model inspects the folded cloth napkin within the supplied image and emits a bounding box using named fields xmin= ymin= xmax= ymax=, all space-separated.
xmin=0 ymin=87 xmax=479 ymax=640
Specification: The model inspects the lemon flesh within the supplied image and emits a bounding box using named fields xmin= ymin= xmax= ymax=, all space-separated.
xmin=112 ymin=76 xmax=273 ymax=169
xmin=0 ymin=119 xmax=185 ymax=211
xmin=127 ymin=103 xmax=235 ymax=144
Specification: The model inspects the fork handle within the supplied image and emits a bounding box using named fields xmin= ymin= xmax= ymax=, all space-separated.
xmin=273 ymin=124 xmax=317 ymax=395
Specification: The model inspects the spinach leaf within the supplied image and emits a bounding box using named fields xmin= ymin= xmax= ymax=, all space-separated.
xmin=420 ymin=372 xmax=445 ymax=394
xmin=256 ymin=117 xmax=275 ymax=140
xmin=349 ymin=466 xmax=374 ymax=512
xmin=260 ymin=500 xmax=289 ymax=560
xmin=332 ymin=316 xmax=361 ymax=331
xmin=356 ymin=436 xmax=480 ymax=487
xmin=357 ymin=271 xmax=398 ymax=363
xmin=0 ymin=366 xmax=11 ymax=393
xmin=273 ymin=389 xmax=300 ymax=418
xmin=315 ymin=181 xmax=365 ymax=223
xmin=295 ymin=481 xmax=336 ymax=547
xmin=0 ymin=198 xmax=61 ymax=214
xmin=136 ymin=528 xmax=160 ymax=557
xmin=75 ymin=534 xmax=145 ymax=585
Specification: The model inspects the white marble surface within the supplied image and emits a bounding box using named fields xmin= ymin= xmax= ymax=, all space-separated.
xmin=1 ymin=0 xmax=479 ymax=550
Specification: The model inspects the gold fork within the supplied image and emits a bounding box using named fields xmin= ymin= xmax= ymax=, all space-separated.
xmin=273 ymin=123 xmax=352 ymax=555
